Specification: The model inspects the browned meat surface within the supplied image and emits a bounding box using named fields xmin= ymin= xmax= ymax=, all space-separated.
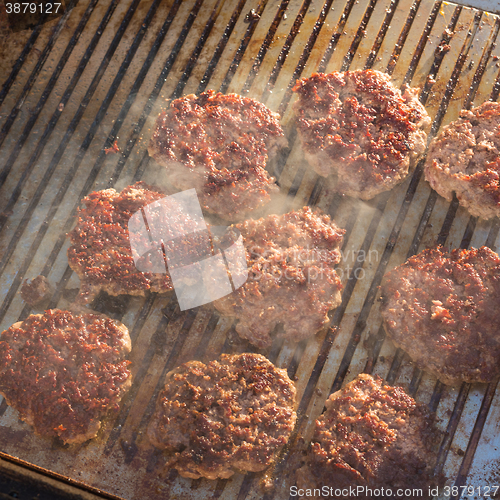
xmin=296 ymin=374 xmax=443 ymax=499
xmin=380 ymin=246 xmax=500 ymax=385
xmin=0 ymin=309 xmax=132 ymax=444
xmin=20 ymin=275 xmax=53 ymax=306
xmin=424 ymin=101 xmax=500 ymax=219
xmin=212 ymin=207 xmax=345 ymax=348
xmin=292 ymin=70 xmax=430 ymax=199
xmin=147 ymin=353 xmax=296 ymax=479
xmin=67 ymin=182 xmax=208 ymax=305
xmin=148 ymin=91 xmax=287 ymax=219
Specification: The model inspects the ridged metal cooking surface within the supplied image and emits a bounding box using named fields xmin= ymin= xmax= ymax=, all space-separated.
xmin=0 ymin=0 xmax=500 ymax=498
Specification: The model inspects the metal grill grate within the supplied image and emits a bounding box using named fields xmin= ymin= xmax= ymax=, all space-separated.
xmin=0 ymin=0 xmax=500 ymax=498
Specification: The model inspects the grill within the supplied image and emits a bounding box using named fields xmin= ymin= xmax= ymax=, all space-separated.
xmin=0 ymin=0 xmax=500 ymax=498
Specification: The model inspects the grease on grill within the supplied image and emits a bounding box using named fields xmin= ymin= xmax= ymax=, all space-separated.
xmin=244 ymin=9 xmax=260 ymax=23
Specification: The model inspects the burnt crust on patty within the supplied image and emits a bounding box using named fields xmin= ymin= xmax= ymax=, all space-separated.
xmin=148 ymin=90 xmax=287 ymax=220
xmin=380 ymin=246 xmax=500 ymax=385
xmin=292 ymin=70 xmax=430 ymax=199
xmin=147 ymin=353 xmax=296 ymax=479
xmin=296 ymin=374 xmax=444 ymax=499
xmin=0 ymin=309 xmax=132 ymax=444
xmin=424 ymin=101 xmax=500 ymax=219
xmin=212 ymin=207 xmax=345 ymax=348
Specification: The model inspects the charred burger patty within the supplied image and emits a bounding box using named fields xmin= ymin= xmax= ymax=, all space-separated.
xmin=147 ymin=353 xmax=296 ymax=479
xmin=296 ymin=374 xmax=443 ymax=499
xmin=380 ymin=246 xmax=500 ymax=385
xmin=424 ymin=101 xmax=500 ymax=219
xmin=213 ymin=207 xmax=345 ymax=348
xmin=292 ymin=69 xmax=430 ymax=199
xmin=67 ymin=182 xmax=210 ymax=305
xmin=148 ymin=90 xmax=287 ymax=219
xmin=0 ymin=309 xmax=132 ymax=444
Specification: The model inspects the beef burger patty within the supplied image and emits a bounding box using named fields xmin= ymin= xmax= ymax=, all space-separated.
xmin=68 ymin=182 xmax=209 ymax=305
xmin=147 ymin=353 xmax=296 ymax=479
xmin=212 ymin=207 xmax=345 ymax=348
xmin=380 ymin=246 xmax=500 ymax=385
xmin=292 ymin=70 xmax=430 ymax=199
xmin=148 ymin=91 xmax=287 ymax=219
xmin=424 ymin=101 xmax=500 ymax=219
xmin=0 ymin=309 xmax=132 ymax=444
xmin=296 ymin=374 xmax=443 ymax=499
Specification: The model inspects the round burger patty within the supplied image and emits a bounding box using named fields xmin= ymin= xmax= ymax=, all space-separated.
xmin=292 ymin=70 xmax=430 ymax=199
xmin=213 ymin=207 xmax=345 ymax=348
xmin=68 ymin=182 xmax=206 ymax=304
xmin=296 ymin=374 xmax=443 ymax=499
xmin=380 ymin=246 xmax=500 ymax=385
xmin=148 ymin=90 xmax=287 ymax=219
xmin=147 ymin=353 xmax=296 ymax=479
xmin=0 ymin=309 xmax=132 ymax=444
xmin=424 ymin=101 xmax=500 ymax=219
